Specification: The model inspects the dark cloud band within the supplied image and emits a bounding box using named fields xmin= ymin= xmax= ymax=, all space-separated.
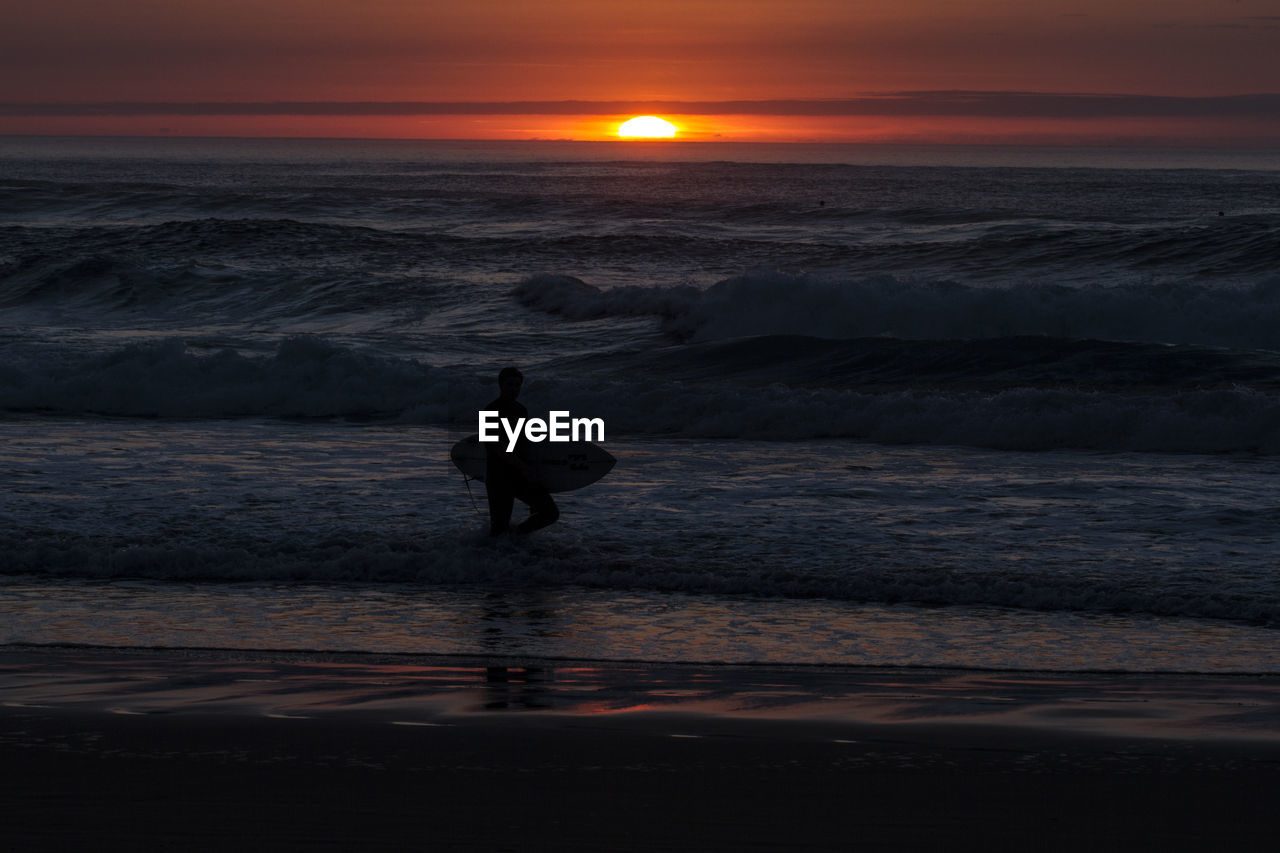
xmin=3 ymin=92 xmax=1278 ymax=119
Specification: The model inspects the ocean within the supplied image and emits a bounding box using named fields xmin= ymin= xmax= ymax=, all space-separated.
xmin=2 ymin=136 xmax=1278 ymax=675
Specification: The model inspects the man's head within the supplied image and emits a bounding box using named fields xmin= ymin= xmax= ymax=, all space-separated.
xmin=497 ymin=366 xmax=523 ymax=400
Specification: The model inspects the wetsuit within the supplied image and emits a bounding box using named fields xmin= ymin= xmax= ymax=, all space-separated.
xmin=483 ymin=396 xmax=559 ymax=536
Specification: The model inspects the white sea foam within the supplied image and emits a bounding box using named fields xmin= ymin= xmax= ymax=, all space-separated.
xmin=3 ymin=420 xmax=1279 ymax=628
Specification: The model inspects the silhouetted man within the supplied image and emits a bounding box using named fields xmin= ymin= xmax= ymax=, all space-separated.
xmin=483 ymin=366 xmax=559 ymax=536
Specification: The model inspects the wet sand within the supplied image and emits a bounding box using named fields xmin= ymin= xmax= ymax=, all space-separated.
xmin=2 ymin=647 xmax=1278 ymax=851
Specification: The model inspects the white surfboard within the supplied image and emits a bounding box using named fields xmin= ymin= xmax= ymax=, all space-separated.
xmin=450 ymin=434 xmax=616 ymax=493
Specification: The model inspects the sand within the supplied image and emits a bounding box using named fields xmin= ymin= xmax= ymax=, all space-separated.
xmin=2 ymin=647 xmax=1278 ymax=852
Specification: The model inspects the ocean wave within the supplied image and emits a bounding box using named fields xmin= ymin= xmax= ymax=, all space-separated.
xmin=3 ymin=217 xmax=424 ymax=270
xmin=515 ymin=271 xmax=1280 ymax=350
xmin=0 ymin=337 xmax=454 ymax=420
xmin=591 ymin=334 xmax=1280 ymax=394
xmin=899 ymin=217 xmax=1280 ymax=277
xmin=0 ymin=219 xmax=464 ymax=319
xmin=5 ymin=337 xmax=1280 ymax=454
xmin=555 ymin=381 xmax=1280 ymax=454
xmin=4 ymin=526 xmax=1275 ymax=626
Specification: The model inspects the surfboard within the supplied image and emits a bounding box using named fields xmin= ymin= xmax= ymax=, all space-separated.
xmin=450 ymin=434 xmax=616 ymax=493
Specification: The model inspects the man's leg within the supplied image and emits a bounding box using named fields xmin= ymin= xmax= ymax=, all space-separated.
xmin=515 ymin=485 xmax=559 ymax=535
xmin=486 ymin=480 xmax=515 ymax=536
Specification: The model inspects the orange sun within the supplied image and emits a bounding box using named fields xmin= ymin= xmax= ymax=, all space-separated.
xmin=617 ymin=116 xmax=679 ymax=138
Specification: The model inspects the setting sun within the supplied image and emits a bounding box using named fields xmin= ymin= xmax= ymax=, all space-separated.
xmin=617 ymin=116 xmax=678 ymax=138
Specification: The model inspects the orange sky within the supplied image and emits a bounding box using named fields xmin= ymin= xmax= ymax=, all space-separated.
xmin=2 ymin=0 xmax=1278 ymax=144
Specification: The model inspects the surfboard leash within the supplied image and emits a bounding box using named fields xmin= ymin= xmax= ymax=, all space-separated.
xmin=461 ymin=473 xmax=485 ymax=516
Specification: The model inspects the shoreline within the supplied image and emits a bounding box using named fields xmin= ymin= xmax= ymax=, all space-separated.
xmin=4 ymin=644 xmax=1280 ymax=740
xmin=4 ymin=646 xmax=1279 ymax=851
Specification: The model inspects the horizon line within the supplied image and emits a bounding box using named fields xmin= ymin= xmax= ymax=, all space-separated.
xmin=4 ymin=133 xmax=1277 ymax=152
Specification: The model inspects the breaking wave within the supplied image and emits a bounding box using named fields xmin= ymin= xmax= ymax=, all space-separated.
xmin=5 ymin=336 xmax=1280 ymax=454
xmin=515 ymin=271 xmax=1280 ymax=350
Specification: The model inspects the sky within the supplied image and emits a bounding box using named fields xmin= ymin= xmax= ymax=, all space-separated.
xmin=2 ymin=0 xmax=1278 ymax=144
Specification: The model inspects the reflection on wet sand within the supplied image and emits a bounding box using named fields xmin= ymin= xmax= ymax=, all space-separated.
xmin=483 ymin=665 xmax=553 ymax=711
xmin=473 ymin=591 xmax=560 ymax=710
xmin=3 ymin=647 xmax=1280 ymax=744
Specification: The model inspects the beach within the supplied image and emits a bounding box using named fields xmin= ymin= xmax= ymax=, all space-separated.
xmin=4 ymin=137 xmax=1280 ymax=850
xmin=5 ymin=0 xmax=1280 ymax=841
xmin=3 ymin=646 xmax=1279 ymax=851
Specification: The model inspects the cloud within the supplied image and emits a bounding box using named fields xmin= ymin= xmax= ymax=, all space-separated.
xmin=3 ymin=92 xmax=1279 ymax=119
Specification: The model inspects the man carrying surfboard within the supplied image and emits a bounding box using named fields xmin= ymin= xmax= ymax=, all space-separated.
xmin=482 ymin=366 xmax=559 ymax=537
